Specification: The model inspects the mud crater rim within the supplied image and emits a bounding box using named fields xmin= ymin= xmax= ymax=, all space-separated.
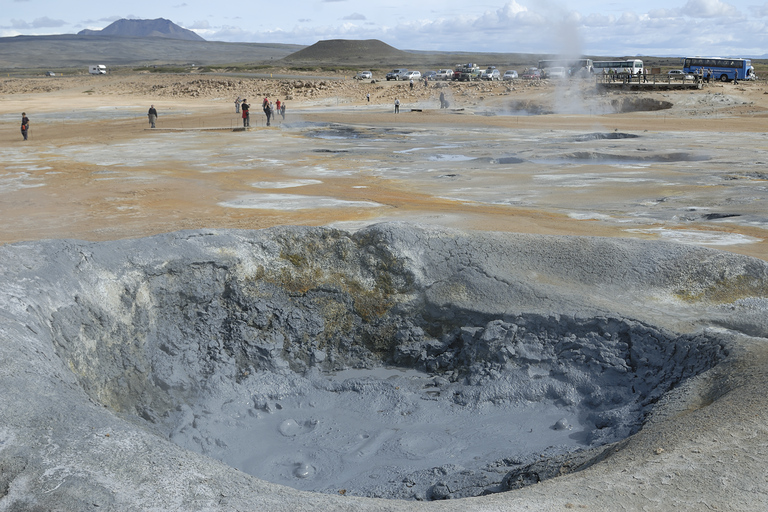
xmin=46 ymin=232 xmax=727 ymax=501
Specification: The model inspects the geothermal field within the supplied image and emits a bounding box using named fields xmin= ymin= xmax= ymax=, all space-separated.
xmin=1 ymin=72 xmax=768 ymax=510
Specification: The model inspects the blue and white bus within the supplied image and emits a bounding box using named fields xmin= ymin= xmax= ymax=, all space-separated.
xmin=682 ymin=57 xmax=755 ymax=82
xmin=592 ymin=59 xmax=643 ymax=76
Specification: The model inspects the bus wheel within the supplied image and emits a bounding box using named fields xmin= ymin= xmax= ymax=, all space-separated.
xmin=720 ymin=74 xmax=728 ymax=82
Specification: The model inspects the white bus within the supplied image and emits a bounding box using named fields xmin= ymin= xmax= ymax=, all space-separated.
xmin=592 ymin=59 xmax=643 ymax=76
xmin=537 ymin=58 xmax=594 ymax=77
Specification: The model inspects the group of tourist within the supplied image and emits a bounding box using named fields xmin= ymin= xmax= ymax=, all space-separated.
xmin=236 ymin=96 xmax=286 ymax=127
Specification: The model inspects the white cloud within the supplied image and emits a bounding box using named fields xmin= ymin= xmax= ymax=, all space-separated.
xmin=188 ymin=20 xmax=210 ymax=29
xmin=342 ymin=13 xmax=366 ymax=21
xmin=9 ymin=17 xmax=66 ymax=29
xmin=749 ymin=2 xmax=768 ymax=16
xmin=648 ymin=8 xmax=680 ymax=18
xmin=680 ymin=0 xmax=740 ymax=18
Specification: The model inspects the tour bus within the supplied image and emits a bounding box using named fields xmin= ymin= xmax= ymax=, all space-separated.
xmin=682 ymin=57 xmax=755 ymax=82
xmin=592 ymin=59 xmax=643 ymax=76
xmin=537 ymin=58 xmax=594 ymax=77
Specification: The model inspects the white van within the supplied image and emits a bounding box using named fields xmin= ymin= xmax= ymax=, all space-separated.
xmin=89 ymin=65 xmax=107 ymax=75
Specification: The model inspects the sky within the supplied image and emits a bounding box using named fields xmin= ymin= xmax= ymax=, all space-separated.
xmin=3 ymin=0 xmax=768 ymax=57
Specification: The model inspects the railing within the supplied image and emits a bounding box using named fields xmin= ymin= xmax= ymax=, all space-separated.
xmin=595 ymin=73 xmax=704 ymax=86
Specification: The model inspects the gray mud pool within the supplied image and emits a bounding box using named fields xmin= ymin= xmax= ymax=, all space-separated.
xmin=2 ymin=223 xmax=766 ymax=509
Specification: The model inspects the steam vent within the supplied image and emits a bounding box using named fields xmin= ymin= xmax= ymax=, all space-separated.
xmin=2 ymin=223 xmax=767 ymax=510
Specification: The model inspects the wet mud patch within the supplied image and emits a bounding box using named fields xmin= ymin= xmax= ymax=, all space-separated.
xmin=305 ymin=124 xmax=414 ymax=140
xmin=559 ymin=151 xmax=709 ymax=164
xmin=704 ymin=213 xmax=741 ymax=220
xmin=573 ymin=132 xmax=640 ymax=141
xmin=472 ymin=156 xmax=526 ymax=165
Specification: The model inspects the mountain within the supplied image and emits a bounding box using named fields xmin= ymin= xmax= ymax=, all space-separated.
xmin=283 ymin=39 xmax=411 ymax=63
xmin=0 ymin=35 xmax=304 ymax=69
xmin=77 ymin=18 xmax=205 ymax=41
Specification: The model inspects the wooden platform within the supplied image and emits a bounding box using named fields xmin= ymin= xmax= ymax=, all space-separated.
xmin=596 ymin=74 xmax=703 ymax=91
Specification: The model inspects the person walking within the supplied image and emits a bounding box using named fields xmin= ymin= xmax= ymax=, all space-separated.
xmin=264 ymin=101 xmax=272 ymax=126
xmin=409 ymin=79 xmax=414 ymax=90
xmin=280 ymin=102 xmax=286 ymax=120
xmin=439 ymin=91 xmax=446 ymax=109
xmin=235 ymin=97 xmax=241 ymax=113
xmin=275 ymin=99 xmax=282 ymax=114
xmin=394 ymin=98 xmax=400 ymax=113
xmin=20 ymin=112 xmax=29 ymax=141
xmin=147 ymin=105 xmax=158 ymax=128
xmin=366 ymin=93 xmax=370 ymax=102
xmin=241 ymin=99 xmax=250 ymax=127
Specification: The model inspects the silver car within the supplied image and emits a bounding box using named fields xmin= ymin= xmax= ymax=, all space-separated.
xmin=502 ymin=70 xmax=518 ymax=80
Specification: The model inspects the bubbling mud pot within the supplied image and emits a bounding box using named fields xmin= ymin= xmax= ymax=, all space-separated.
xmin=7 ymin=223 xmax=763 ymax=505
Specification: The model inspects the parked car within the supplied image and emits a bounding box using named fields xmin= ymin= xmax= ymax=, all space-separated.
xmin=482 ymin=68 xmax=500 ymax=80
xmin=45 ymin=71 xmax=56 ymax=76
xmin=455 ymin=63 xmax=481 ymax=81
xmin=386 ymin=68 xmax=408 ymax=81
xmin=402 ymin=70 xmax=422 ymax=80
xmin=354 ymin=71 xmax=372 ymax=80
xmin=436 ymin=69 xmax=454 ymax=80
xmin=424 ymin=70 xmax=437 ymax=80
xmin=522 ymin=68 xmax=541 ymax=80
xmin=546 ymin=67 xmax=566 ymax=79
xmin=668 ymin=69 xmax=694 ymax=80
xmin=502 ymin=70 xmax=518 ymax=80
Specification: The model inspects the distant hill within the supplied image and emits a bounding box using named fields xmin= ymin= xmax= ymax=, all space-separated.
xmin=281 ymin=39 xmax=549 ymax=70
xmin=283 ymin=39 xmax=411 ymax=64
xmin=78 ymin=18 xmax=204 ymax=42
xmin=0 ymin=35 xmax=305 ymax=69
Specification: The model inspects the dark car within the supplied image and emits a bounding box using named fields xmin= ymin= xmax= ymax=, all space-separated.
xmin=522 ymin=68 xmax=541 ymax=80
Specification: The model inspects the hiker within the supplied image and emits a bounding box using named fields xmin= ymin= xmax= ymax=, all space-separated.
xmin=264 ymin=101 xmax=272 ymax=126
xmin=241 ymin=99 xmax=250 ymax=127
xmin=21 ymin=112 xmax=29 ymax=140
xmin=147 ymin=105 xmax=158 ymax=128
xmin=394 ymin=98 xmax=400 ymax=113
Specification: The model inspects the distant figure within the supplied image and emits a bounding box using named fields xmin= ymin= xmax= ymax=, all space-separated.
xmin=241 ymin=99 xmax=250 ymax=127
xmin=366 ymin=93 xmax=370 ymax=102
xmin=276 ymin=99 xmax=282 ymax=114
xmin=147 ymin=105 xmax=157 ymax=128
xmin=20 ymin=112 xmax=29 ymax=140
xmin=235 ymin=97 xmax=241 ymax=113
xmin=264 ymin=101 xmax=272 ymax=126
xmin=642 ymin=67 xmax=647 ymax=83
xmin=394 ymin=98 xmax=400 ymax=113
xmin=280 ymin=102 xmax=286 ymax=120
xmin=706 ymin=69 xmax=711 ymax=83
xmin=409 ymin=79 xmax=414 ymax=90
xmin=262 ymin=96 xmax=269 ymax=110
xmin=733 ymin=73 xmax=738 ymax=85
xmin=439 ymin=91 xmax=446 ymax=109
